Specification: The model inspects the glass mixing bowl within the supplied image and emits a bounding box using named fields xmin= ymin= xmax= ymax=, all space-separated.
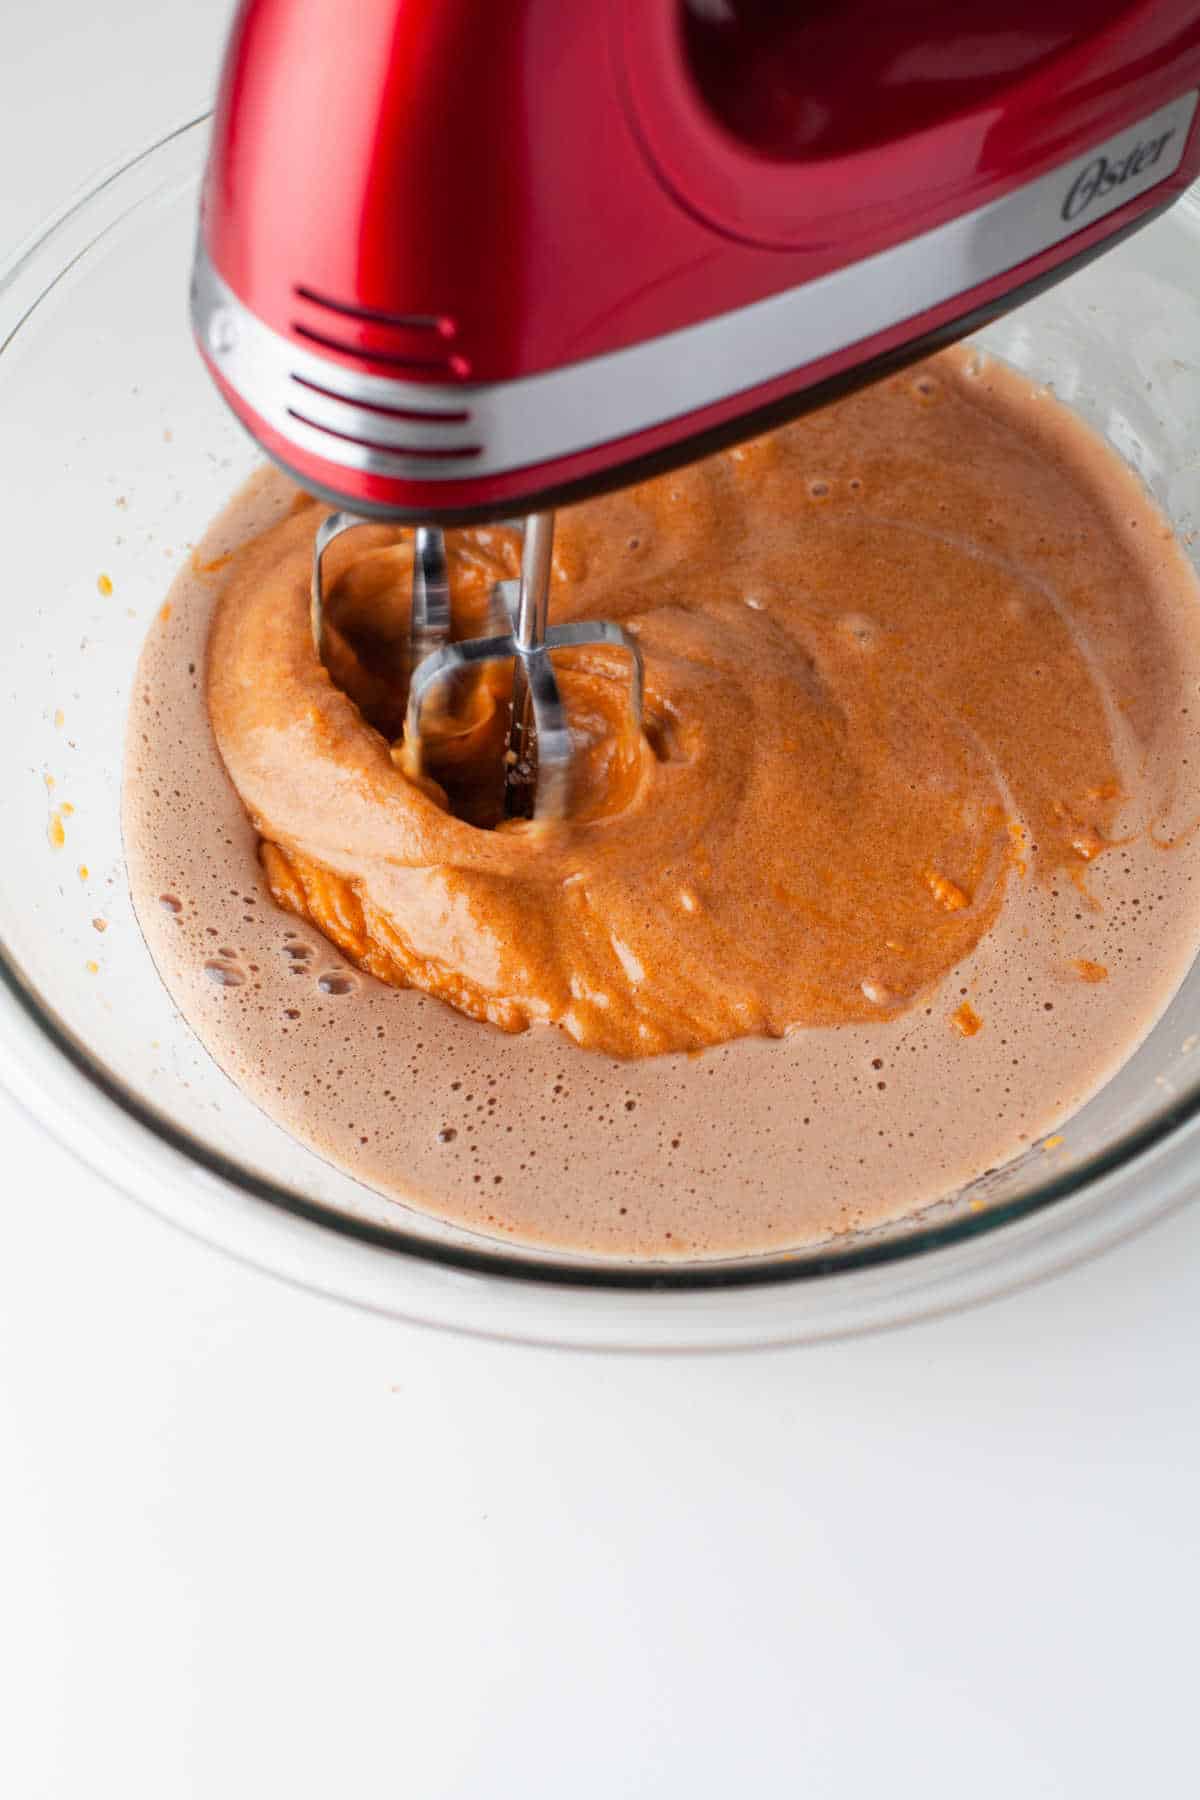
xmin=3 ymin=116 xmax=1200 ymax=1349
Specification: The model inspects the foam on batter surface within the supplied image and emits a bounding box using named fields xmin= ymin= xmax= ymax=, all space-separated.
xmin=122 ymin=350 xmax=1200 ymax=1258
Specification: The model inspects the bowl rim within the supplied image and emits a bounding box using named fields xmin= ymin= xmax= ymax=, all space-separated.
xmin=3 ymin=112 xmax=1200 ymax=1331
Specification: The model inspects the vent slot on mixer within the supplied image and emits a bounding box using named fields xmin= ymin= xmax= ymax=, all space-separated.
xmin=291 ymin=284 xmax=468 ymax=379
xmin=284 ymin=357 xmax=483 ymax=463
xmin=291 ymin=323 xmax=461 ymax=375
xmin=285 ymin=407 xmax=483 ymax=461
xmin=294 ymin=285 xmax=455 ymax=338
xmin=290 ymin=373 xmax=470 ymax=426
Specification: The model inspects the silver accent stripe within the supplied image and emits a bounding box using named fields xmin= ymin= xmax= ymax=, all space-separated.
xmin=193 ymin=90 xmax=1197 ymax=484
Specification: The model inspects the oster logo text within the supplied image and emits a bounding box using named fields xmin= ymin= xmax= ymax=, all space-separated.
xmin=1062 ymin=131 xmax=1177 ymax=222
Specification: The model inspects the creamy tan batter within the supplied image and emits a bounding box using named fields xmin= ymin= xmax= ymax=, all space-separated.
xmin=122 ymin=349 xmax=1200 ymax=1258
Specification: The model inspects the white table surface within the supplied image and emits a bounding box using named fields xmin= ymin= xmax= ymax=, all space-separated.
xmin=4 ymin=6 xmax=1199 ymax=1795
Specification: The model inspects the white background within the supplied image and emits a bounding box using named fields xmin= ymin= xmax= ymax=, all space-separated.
xmin=3 ymin=4 xmax=1200 ymax=1795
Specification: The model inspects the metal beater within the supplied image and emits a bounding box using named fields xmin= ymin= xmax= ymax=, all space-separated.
xmin=311 ymin=510 xmax=644 ymax=822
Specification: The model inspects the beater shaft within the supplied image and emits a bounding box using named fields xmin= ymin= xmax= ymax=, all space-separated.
xmin=411 ymin=526 xmax=451 ymax=668
xmin=504 ymin=511 xmax=557 ymax=820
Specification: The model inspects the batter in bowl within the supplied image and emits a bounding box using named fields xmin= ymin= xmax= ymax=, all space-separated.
xmin=123 ymin=349 xmax=1200 ymax=1257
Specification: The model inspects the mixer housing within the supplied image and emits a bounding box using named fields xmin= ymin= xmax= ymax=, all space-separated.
xmin=191 ymin=0 xmax=1200 ymax=525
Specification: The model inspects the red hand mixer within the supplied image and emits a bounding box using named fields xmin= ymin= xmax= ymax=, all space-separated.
xmin=191 ymin=0 xmax=1200 ymax=815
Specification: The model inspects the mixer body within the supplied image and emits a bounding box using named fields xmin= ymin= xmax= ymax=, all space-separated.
xmin=192 ymin=0 xmax=1200 ymax=808
xmin=193 ymin=0 xmax=1200 ymax=524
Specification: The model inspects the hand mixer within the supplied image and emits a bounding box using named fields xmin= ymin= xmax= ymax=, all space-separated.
xmin=192 ymin=0 xmax=1200 ymax=819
